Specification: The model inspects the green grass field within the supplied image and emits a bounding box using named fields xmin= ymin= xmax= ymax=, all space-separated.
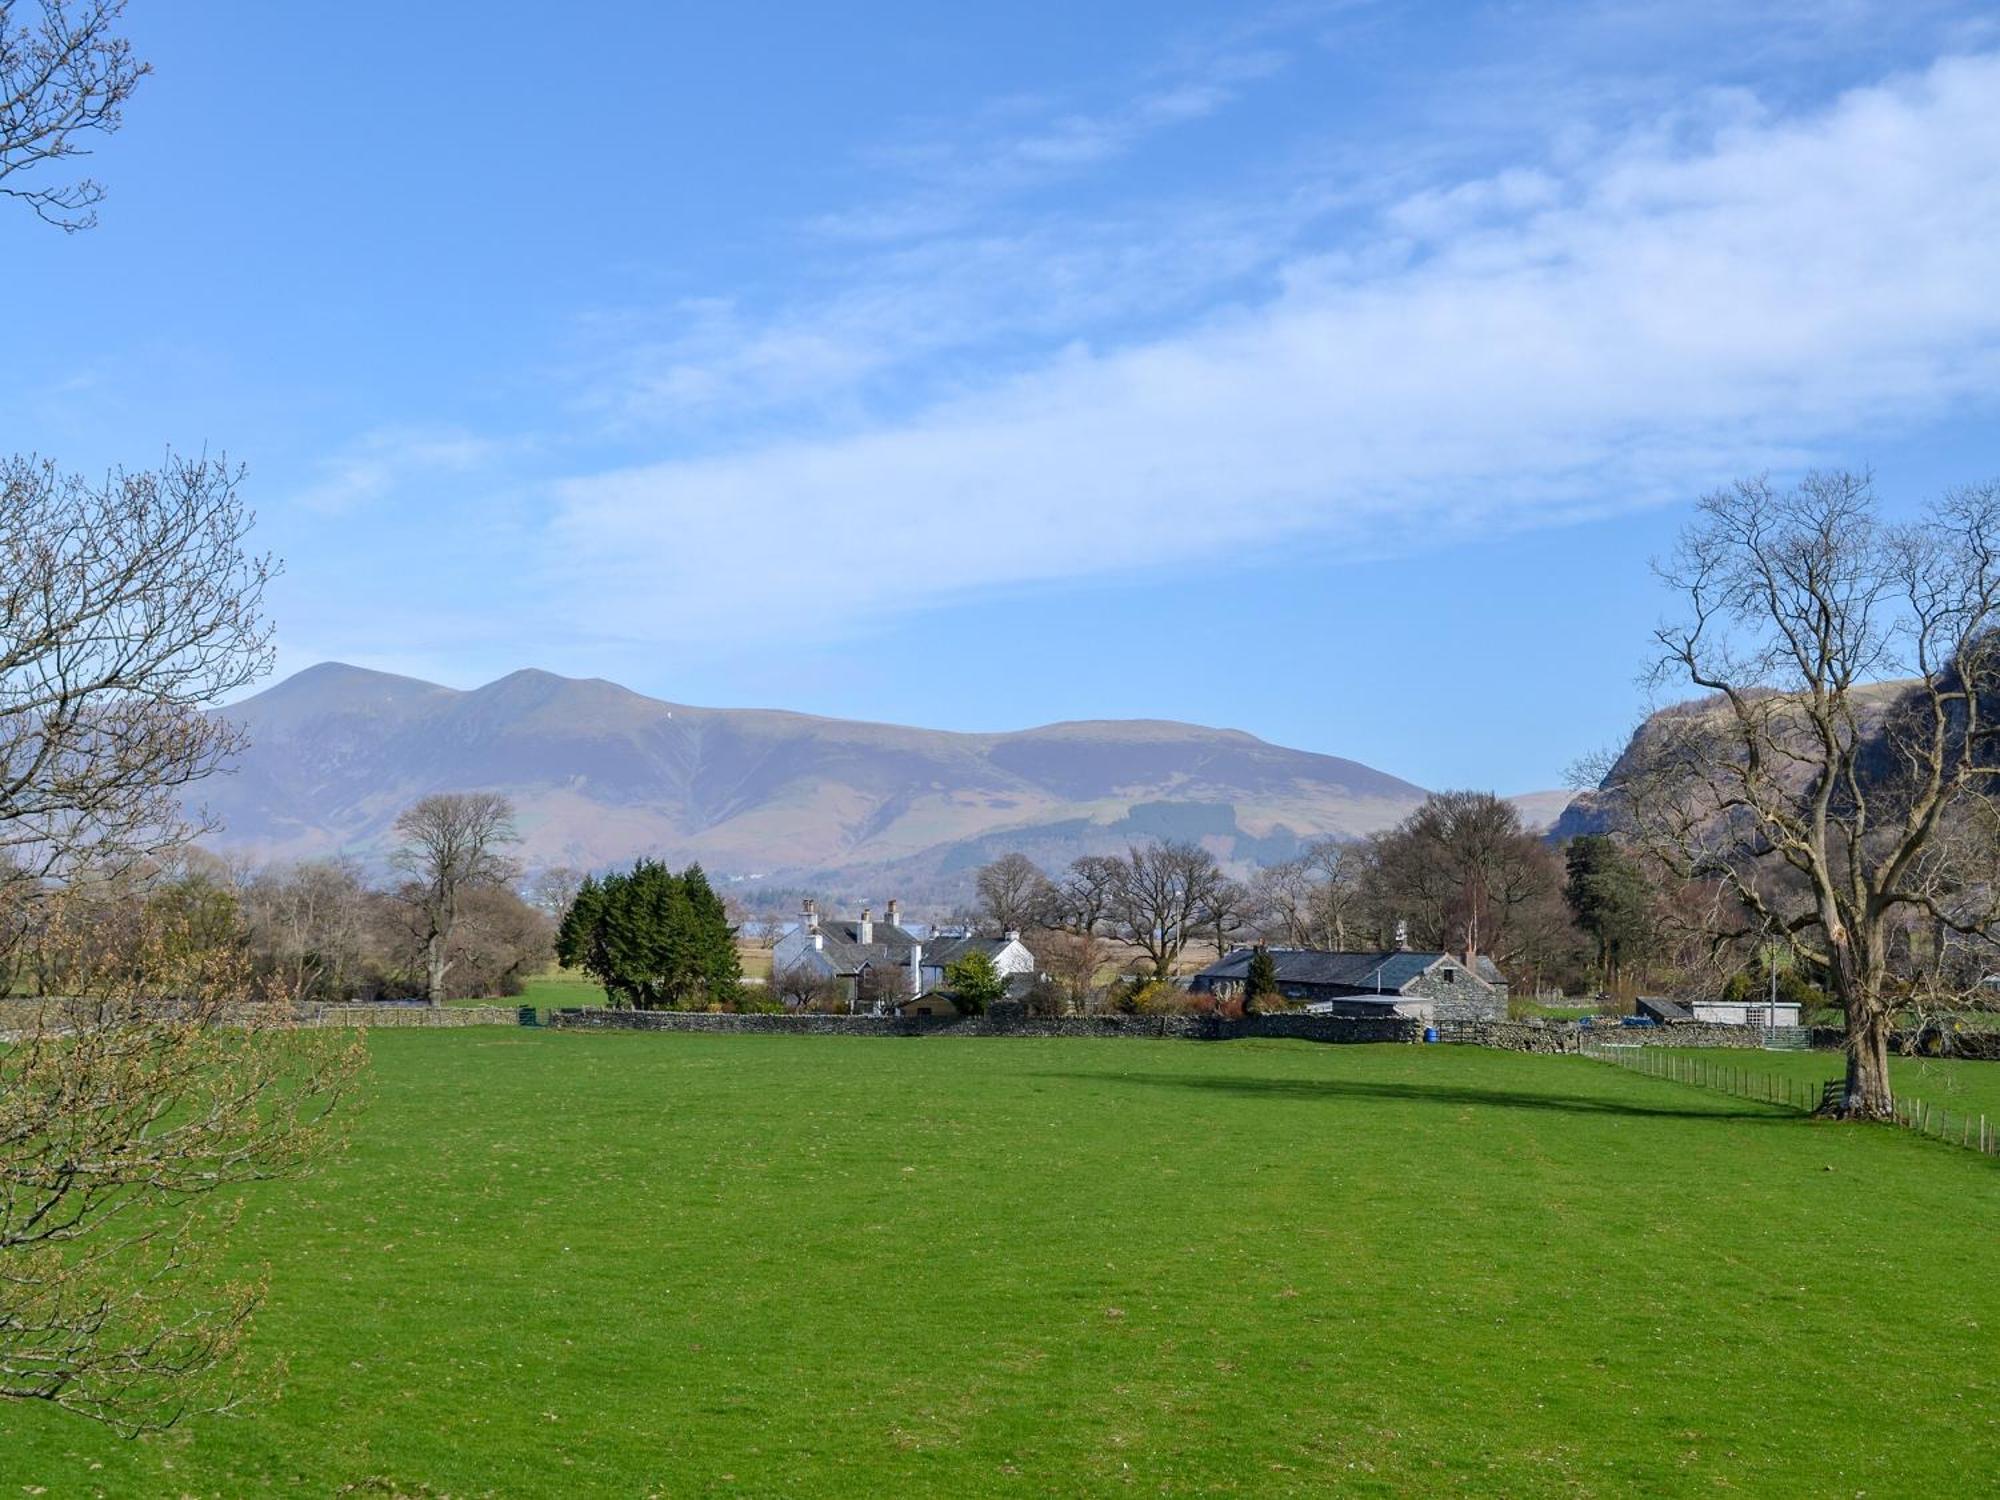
xmin=455 ymin=954 xmax=775 ymax=1013
xmin=1635 ymin=1044 xmax=2000 ymax=1122
xmin=4 ymin=1033 xmax=1996 ymax=1497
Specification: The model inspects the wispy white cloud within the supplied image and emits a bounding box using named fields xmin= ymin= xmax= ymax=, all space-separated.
xmin=289 ymin=426 xmax=510 ymax=517
xmin=544 ymin=52 xmax=2000 ymax=645
xmin=808 ymin=29 xmax=1293 ymax=244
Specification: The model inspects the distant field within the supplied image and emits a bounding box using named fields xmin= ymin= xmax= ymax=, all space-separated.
xmin=455 ymin=949 xmax=774 ymax=1012
xmin=3 ymin=1033 xmax=1995 ymax=1496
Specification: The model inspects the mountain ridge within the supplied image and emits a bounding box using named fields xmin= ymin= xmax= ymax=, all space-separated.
xmin=198 ymin=662 xmax=1567 ymax=891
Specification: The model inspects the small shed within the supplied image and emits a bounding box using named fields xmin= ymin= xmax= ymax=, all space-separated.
xmin=1689 ymin=996 xmax=1802 ymax=1028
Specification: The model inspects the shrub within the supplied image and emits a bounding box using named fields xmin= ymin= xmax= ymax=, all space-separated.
xmin=1129 ymin=980 xmax=1188 ymax=1017
xmin=943 ymin=950 xmax=1008 ymax=1015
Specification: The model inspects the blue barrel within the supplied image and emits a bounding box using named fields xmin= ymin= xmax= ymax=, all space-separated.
xmin=1423 ymin=1025 xmax=1438 ymax=1044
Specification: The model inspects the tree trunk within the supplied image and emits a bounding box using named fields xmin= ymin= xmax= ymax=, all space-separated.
xmin=425 ymin=930 xmax=448 ymax=1006
xmin=1839 ymin=1006 xmax=1894 ymax=1120
xmin=1825 ymin=920 xmax=1893 ymax=1120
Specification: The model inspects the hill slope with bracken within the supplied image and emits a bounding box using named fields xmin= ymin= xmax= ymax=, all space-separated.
xmin=196 ymin=663 xmax=1471 ymax=885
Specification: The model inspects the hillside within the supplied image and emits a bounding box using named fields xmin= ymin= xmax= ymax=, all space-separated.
xmin=198 ymin=663 xmax=1440 ymax=885
xmin=1553 ymin=680 xmax=1920 ymax=842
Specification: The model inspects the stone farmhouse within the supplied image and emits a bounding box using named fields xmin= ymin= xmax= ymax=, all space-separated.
xmin=769 ymin=899 xmax=1037 ymax=1010
xmin=1190 ymin=947 xmax=1509 ymax=1022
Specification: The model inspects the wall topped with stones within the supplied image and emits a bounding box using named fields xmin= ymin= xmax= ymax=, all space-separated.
xmin=546 ymin=1008 xmax=1794 ymax=1052
xmin=548 ymin=1008 xmax=1423 ymax=1045
xmin=304 ymin=1004 xmax=525 ymax=1028
xmin=1439 ymin=1018 xmax=1773 ymax=1053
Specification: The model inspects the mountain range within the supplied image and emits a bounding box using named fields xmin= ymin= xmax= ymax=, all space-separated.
xmin=196 ymin=663 xmax=1569 ymax=895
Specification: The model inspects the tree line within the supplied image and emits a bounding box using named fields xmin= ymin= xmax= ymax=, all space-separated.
xmin=957 ymin=790 xmax=1590 ymax=1013
xmin=1 ymin=791 xmax=552 ymax=1008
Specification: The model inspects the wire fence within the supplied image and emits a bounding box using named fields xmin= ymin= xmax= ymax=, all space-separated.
xmin=1577 ymin=1038 xmax=2000 ymax=1158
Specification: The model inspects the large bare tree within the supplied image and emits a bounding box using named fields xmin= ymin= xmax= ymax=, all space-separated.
xmin=390 ymin=792 xmax=520 ymax=1004
xmin=0 ymin=454 xmax=274 ymax=888
xmin=1363 ymin=791 xmax=1568 ymax=970
xmin=1050 ymin=853 xmax=1124 ymax=936
xmin=1102 ymin=840 xmax=1228 ymax=981
xmin=1617 ymin=472 xmax=2000 ymax=1118
xmin=1252 ymin=839 xmax=1367 ymax=949
xmin=973 ymin=852 xmax=1051 ymax=935
xmin=0 ymin=0 xmax=148 ymax=230
xmin=241 ymin=857 xmax=373 ymax=1006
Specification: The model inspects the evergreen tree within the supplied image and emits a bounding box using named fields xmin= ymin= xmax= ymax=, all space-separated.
xmin=943 ymin=949 xmax=1007 ymax=1015
xmin=1244 ymin=945 xmax=1279 ymax=1013
xmin=555 ymin=861 xmax=741 ymax=1009
xmin=1563 ymin=835 xmax=1656 ymax=989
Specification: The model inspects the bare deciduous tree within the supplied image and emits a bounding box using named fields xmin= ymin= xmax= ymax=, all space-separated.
xmin=389 ymin=792 xmax=519 ymax=1004
xmin=1617 ymin=471 xmax=2000 ymax=1118
xmin=853 ymin=959 xmax=908 ymax=1015
xmin=241 ymin=857 xmax=371 ymax=1005
xmin=1200 ymin=876 xmax=1254 ymax=958
xmin=1251 ymin=840 xmax=1368 ymax=949
xmin=1363 ymin=792 xmax=1570 ymax=974
xmin=775 ymin=962 xmax=843 ymax=1013
xmin=0 ymin=895 xmax=359 ymax=1432
xmin=1103 ymin=840 xmax=1228 ymax=980
xmin=974 ymin=852 xmax=1051 ymax=935
xmin=1051 ymin=853 xmax=1123 ymax=936
xmin=526 ymin=864 xmax=585 ymax=922
xmin=0 ymin=0 xmax=148 ymax=230
xmin=1038 ymin=927 xmax=1105 ymax=1010
xmin=434 ymin=884 xmax=553 ymax=1001
xmin=0 ymin=454 xmax=274 ymax=889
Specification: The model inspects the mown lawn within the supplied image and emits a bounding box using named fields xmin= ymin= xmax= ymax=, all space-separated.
xmin=4 ymin=1033 xmax=1996 ymax=1497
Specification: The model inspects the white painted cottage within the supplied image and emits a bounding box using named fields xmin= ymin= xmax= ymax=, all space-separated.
xmin=770 ymin=899 xmax=1036 ymax=1012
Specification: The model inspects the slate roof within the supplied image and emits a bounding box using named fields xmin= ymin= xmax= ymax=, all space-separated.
xmin=920 ymin=935 xmax=1017 ymax=970
xmin=1636 ymin=995 xmax=1693 ymax=1023
xmin=807 ymin=920 xmax=920 ymax=976
xmin=1194 ymin=949 xmax=1477 ymax=995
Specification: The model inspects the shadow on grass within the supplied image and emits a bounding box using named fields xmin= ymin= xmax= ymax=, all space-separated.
xmin=1036 ymin=1070 xmax=1792 ymax=1123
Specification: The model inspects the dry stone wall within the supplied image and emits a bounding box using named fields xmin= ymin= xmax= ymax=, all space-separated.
xmin=549 ymin=1008 xmax=1422 ymax=1044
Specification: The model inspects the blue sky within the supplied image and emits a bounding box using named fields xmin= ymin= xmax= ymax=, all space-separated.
xmin=6 ymin=1 xmax=2000 ymax=793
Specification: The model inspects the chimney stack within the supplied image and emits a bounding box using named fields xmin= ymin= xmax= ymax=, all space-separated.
xmin=803 ymin=897 xmax=818 ymax=932
xmin=858 ymin=906 xmax=874 ymax=945
xmin=1004 ymin=927 xmax=1021 ymax=944
xmin=1393 ymin=919 xmax=1409 ymax=952
xmin=885 ymin=898 xmax=900 ymax=929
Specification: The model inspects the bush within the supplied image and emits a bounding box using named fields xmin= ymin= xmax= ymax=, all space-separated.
xmin=943 ymin=950 xmax=1008 ymax=1015
xmin=730 ymin=986 xmax=784 ymax=1015
xmin=1129 ymin=980 xmax=1189 ymax=1017
xmin=1021 ymin=975 xmax=1068 ymax=1019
